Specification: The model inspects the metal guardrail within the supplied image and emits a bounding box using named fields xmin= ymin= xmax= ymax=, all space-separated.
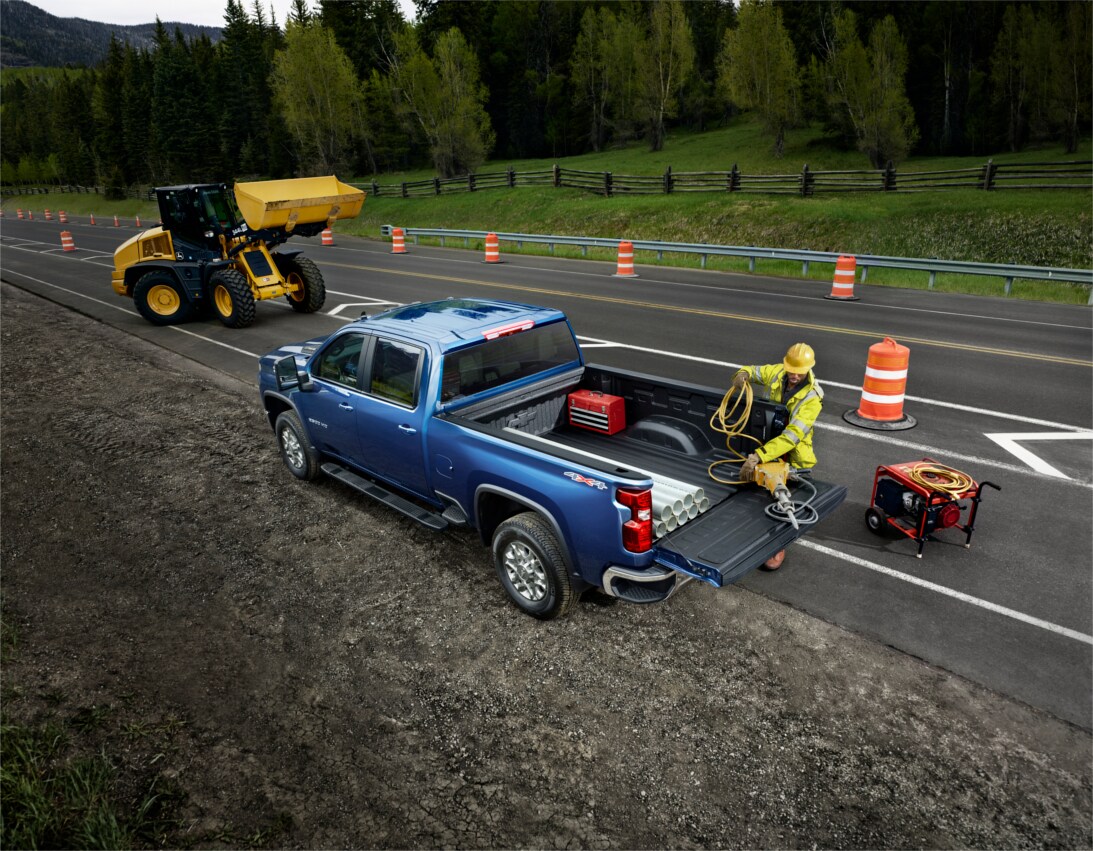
xmin=381 ymin=225 xmax=1093 ymax=304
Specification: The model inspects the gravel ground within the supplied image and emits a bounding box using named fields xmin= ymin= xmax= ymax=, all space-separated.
xmin=1 ymin=281 xmax=1090 ymax=849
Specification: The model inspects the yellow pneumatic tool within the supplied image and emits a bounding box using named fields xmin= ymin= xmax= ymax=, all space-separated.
xmin=748 ymin=460 xmax=799 ymax=529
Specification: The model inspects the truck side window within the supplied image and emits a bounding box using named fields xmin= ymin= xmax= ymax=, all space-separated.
xmin=314 ymin=333 xmax=366 ymax=389
xmin=370 ymin=339 xmax=422 ymax=407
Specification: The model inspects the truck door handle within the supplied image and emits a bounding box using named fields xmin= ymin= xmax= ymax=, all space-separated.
xmin=339 ymin=403 xmax=354 ymax=411
xmin=398 ymin=424 xmax=417 ymax=434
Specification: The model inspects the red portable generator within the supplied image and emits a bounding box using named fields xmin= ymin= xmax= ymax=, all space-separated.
xmin=865 ymin=458 xmax=1000 ymax=558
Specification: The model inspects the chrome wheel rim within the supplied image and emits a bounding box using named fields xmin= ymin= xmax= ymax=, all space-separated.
xmin=280 ymin=427 xmax=304 ymax=469
xmin=503 ymin=541 xmax=547 ymax=602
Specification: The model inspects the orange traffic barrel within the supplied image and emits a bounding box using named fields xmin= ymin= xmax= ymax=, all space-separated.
xmin=483 ymin=232 xmax=502 ymax=263
xmin=44 ymin=208 xmax=53 ymax=221
xmin=60 ymin=230 xmax=76 ymax=252
xmin=59 ymin=210 xmax=68 ymax=223
xmin=89 ymin=213 xmax=96 ymax=225
xmin=321 ymin=228 xmax=334 ymax=246
xmin=614 ymin=240 xmax=638 ymax=278
xmin=391 ymin=227 xmax=407 ymax=254
xmin=16 ymin=209 xmax=24 ymax=219
xmin=113 ymin=214 xmax=120 ymax=227
xmin=825 ymin=255 xmax=860 ymax=301
xmin=843 ymin=337 xmax=916 ymax=430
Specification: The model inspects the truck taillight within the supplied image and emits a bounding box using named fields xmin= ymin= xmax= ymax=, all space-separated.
xmin=617 ymin=487 xmax=653 ymax=553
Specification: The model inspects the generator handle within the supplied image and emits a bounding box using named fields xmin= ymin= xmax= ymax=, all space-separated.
xmin=980 ymin=481 xmax=1001 ymax=492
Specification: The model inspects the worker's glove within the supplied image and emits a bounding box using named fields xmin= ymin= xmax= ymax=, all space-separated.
xmin=740 ymin=453 xmax=760 ymax=481
xmin=731 ymin=371 xmax=748 ymax=391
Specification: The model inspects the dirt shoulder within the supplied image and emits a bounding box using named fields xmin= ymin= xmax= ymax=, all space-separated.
xmin=1 ymin=281 xmax=1090 ymax=849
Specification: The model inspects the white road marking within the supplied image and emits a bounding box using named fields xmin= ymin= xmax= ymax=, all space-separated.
xmin=985 ymin=432 xmax=1093 ymax=479
xmin=1 ymin=270 xmax=260 ymax=358
xmin=798 ymin=540 xmax=1093 ymax=646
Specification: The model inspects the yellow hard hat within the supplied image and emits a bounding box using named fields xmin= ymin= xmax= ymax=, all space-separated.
xmin=783 ymin=343 xmax=815 ymax=373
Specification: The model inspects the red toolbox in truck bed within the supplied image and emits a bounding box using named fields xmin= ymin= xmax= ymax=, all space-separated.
xmin=568 ymin=390 xmax=626 ymax=435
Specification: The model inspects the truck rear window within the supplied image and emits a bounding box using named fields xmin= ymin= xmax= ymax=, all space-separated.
xmin=441 ymin=321 xmax=580 ymax=401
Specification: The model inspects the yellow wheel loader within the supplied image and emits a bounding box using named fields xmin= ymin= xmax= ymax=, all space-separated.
xmin=111 ymin=176 xmax=365 ymax=328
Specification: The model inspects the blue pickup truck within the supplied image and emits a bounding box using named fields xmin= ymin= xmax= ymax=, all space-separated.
xmin=259 ymin=297 xmax=846 ymax=618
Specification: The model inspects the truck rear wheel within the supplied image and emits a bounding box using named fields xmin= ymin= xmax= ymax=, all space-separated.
xmin=491 ymin=512 xmax=575 ymax=619
xmin=281 ymin=255 xmax=326 ymax=313
xmin=133 ymin=270 xmax=194 ymax=326
xmin=275 ymin=410 xmax=320 ymax=480
xmin=211 ymin=268 xmax=256 ymax=328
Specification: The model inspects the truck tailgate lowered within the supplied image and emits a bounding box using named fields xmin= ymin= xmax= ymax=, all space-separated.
xmin=653 ymin=480 xmax=848 ymax=586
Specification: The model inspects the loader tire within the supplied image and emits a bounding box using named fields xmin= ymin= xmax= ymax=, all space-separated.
xmin=492 ymin=512 xmax=575 ymax=620
xmin=281 ymin=255 xmax=326 ymax=313
xmin=133 ymin=270 xmax=194 ymax=326
xmin=210 ymin=268 xmax=256 ymax=328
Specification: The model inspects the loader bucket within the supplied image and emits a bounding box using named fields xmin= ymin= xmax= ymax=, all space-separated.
xmin=233 ymin=176 xmax=365 ymax=231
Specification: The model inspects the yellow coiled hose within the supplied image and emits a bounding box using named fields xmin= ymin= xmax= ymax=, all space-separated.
xmin=707 ymin=379 xmax=761 ymax=484
xmin=907 ymin=463 xmax=974 ymax=495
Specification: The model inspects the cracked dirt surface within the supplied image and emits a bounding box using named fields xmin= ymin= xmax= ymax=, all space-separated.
xmin=1 ymin=282 xmax=1090 ymax=848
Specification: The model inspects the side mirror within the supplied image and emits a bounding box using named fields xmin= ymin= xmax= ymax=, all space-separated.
xmin=275 ymin=354 xmax=314 ymax=392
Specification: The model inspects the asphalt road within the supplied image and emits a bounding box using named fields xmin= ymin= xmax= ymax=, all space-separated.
xmin=3 ymin=212 xmax=1091 ymax=729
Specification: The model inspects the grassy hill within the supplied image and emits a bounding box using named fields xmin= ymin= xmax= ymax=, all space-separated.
xmin=5 ymin=117 xmax=1090 ymax=303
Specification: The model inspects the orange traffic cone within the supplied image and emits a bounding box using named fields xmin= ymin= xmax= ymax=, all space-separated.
xmin=842 ymin=337 xmax=916 ymax=430
xmin=28 ymin=211 xmax=34 ymax=220
xmin=825 ymin=255 xmax=860 ymax=301
xmin=391 ymin=227 xmax=407 ymax=254
xmin=321 ymin=228 xmax=334 ymax=246
xmin=113 ymin=215 xmax=120 ymax=227
xmin=60 ymin=231 xmax=76 ymax=252
xmin=135 ymin=215 xmax=141 ymax=227
xmin=90 ymin=213 xmax=96 ymax=225
xmin=614 ymin=240 xmax=638 ymax=278
xmin=483 ymin=232 xmax=502 ymax=263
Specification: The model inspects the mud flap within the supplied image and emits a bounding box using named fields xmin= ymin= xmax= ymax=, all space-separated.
xmin=653 ymin=480 xmax=848 ymax=586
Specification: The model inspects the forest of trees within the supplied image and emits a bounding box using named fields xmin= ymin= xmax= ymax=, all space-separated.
xmin=1 ymin=0 xmax=1089 ymax=190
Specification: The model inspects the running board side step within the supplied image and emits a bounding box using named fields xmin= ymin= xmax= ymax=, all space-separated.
xmin=321 ymin=462 xmax=448 ymax=531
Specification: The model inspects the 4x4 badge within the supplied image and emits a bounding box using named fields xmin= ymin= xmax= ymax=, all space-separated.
xmin=564 ymin=471 xmax=607 ymax=490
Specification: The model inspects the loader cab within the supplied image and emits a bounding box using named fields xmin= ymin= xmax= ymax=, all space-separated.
xmin=156 ymin=184 xmax=246 ymax=255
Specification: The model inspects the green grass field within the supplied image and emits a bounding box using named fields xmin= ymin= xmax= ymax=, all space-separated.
xmin=4 ymin=117 xmax=1089 ymax=303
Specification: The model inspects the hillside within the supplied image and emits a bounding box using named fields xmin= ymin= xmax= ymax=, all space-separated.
xmin=0 ymin=0 xmax=220 ymax=68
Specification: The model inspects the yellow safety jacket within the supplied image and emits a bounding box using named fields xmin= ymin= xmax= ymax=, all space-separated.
xmin=738 ymin=364 xmax=824 ymax=469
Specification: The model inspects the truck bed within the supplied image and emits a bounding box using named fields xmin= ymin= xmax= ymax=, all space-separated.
xmin=453 ymin=363 xmax=846 ymax=585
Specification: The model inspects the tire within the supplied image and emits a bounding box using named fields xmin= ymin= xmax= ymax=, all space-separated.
xmin=132 ymin=270 xmax=194 ymax=326
xmin=865 ymin=507 xmax=887 ymax=535
xmin=491 ymin=512 xmax=575 ymax=619
xmin=280 ymin=255 xmax=326 ymax=313
xmin=210 ymin=268 xmax=256 ymax=328
xmin=275 ymin=410 xmax=320 ymax=481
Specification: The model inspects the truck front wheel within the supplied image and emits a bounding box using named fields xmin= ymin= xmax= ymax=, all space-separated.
xmin=491 ymin=512 xmax=574 ymax=619
xmin=211 ymin=268 xmax=256 ymax=328
xmin=275 ymin=410 xmax=320 ymax=480
xmin=133 ymin=270 xmax=194 ymax=326
xmin=281 ymin=256 xmax=326 ymax=313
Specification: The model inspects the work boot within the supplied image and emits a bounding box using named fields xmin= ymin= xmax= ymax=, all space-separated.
xmin=761 ymin=550 xmax=785 ymax=571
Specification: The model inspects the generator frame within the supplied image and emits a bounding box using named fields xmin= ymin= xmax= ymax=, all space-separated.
xmin=865 ymin=458 xmax=1001 ymax=558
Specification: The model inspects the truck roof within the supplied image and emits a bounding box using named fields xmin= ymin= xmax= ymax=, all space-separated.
xmin=348 ymin=298 xmax=569 ymax=352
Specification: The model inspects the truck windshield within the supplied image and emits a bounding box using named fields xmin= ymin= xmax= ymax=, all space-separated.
xmin=441 ymin=320 xmax=580 ymax=401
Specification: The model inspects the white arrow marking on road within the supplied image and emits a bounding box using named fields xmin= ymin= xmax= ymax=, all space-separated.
xmin=325 ymin=299 xmax=401 ymax=316
xmin=985 ymin=432 xmax=1093 ymax=479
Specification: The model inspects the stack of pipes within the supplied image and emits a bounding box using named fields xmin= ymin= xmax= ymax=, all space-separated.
xmin=650 ymin=474 xmax=709 ymax=539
